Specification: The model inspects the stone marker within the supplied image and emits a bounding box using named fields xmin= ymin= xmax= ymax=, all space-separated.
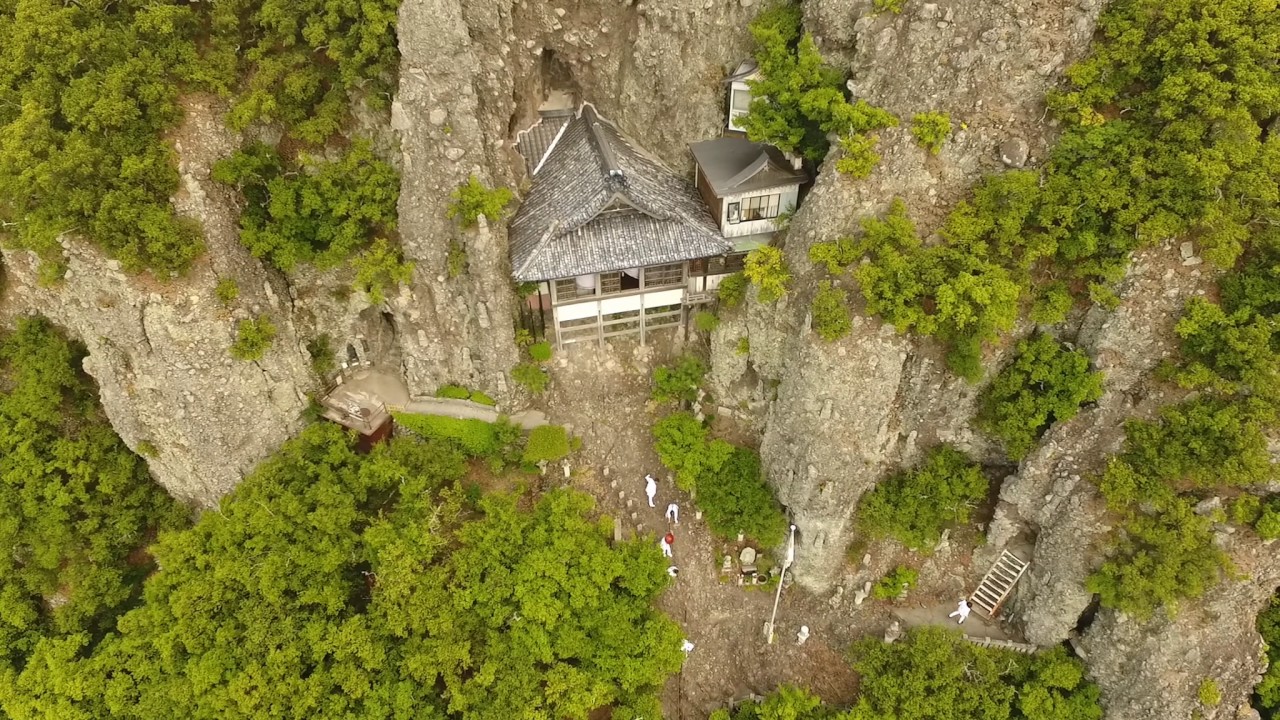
xmin=884 ymin=620 xmax=903 ymax=644
xmin=739 ymin=547 xmax=757 ymax=565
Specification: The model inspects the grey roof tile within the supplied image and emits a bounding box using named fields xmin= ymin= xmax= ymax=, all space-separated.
xmin=690 ymin=137 xmax=809 ymax=196
xmin=511 ymin=105 xmax=731 ymax=282
xmin=515 ymin=114 xmax=572 ymax=176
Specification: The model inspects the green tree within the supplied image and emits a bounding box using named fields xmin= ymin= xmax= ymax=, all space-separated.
xmin=744 ymin=246 xmax=791 ymax=303
xmin=652 ymin=354 xmax=708 ymax=404
xmin=1256 ymin=594 xmax=1280 ymax=718
xmin=1167 ymin=297 xmax=1279 ymax=400
xmin=213 ymin=141 xmax=400 ymax=272
xmin=811 ymin=281 xmax=852 ymax=341
xmin=978 ymin=334 xmax=1104 ymax=460
xmin=0 ymin=317 xmax=186 ymax=718
xmin=858 ymin=445 xmax=987 ymax=549
xmin=352 ymin=238 xmax=414 ymax=304
xmin=230 ymin=315 xmax=277 ymax=361
xmin=716 ymin=685 xmax=838 ymax=719
xmin=740 ymin=3 xmax=896 ymax=163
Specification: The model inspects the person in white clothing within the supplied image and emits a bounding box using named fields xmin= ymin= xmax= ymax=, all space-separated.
xmin=948 ymin=599 xmax=971 ymax=624
xmin=659 ymin=536 xmax=673 ymax=558
xmin=665 ymin=502 xmax=680 ymax=524
xmin=681 ymin=639 xmax=695 ymax=653
xmin=645 ymin=474 xmax=657 ymax=508
xmin=667 ymin=566 xmax=679 ymax=578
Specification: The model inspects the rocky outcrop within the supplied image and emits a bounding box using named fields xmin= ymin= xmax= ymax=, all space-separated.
xmin=987 ymin=242 xmax=1215 ymax=645
xmin=0 ymin=95 xmax=314 ymax=505
xmin=1079 ymin=535 xmax=1280 ymax=720
xmin=723 ymin=0 xmax=1107 ymax=590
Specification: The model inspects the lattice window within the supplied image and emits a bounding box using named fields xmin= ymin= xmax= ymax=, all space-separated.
xmin=599 ymin=271 xmax=622 ymax=295
xmin=741 ymin=194 xmax=780 ymax=222
xmin=644 ymin=263 xmax=683 ymax=288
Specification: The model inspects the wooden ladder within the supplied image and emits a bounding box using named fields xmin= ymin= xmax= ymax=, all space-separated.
xmin=969 ymin=550 xmax=1029 ymax=619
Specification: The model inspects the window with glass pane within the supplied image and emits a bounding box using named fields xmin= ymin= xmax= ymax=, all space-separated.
xmin=741 ymin=194 xmax=780 ymax=221
xmin=644 ymin=263 xmax=683 ymax=287
xmin=731 ymin=88 xmax=751 ymax=111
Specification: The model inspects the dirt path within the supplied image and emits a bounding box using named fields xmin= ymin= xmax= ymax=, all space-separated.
xmin=544 ymin=339 xmax=870 ymax=717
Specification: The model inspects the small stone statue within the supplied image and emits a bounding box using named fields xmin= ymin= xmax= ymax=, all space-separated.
xmin=883 ymin=620 xmax=903 ymax=644
xmin=796 ymin=625 xmax=810 ymax=645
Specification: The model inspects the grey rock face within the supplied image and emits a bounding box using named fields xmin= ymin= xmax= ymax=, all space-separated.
xmin=999 ymin=137 xmax=1029 ymax=167
xmin=721 ymin=0 xmax=1108 ymax=591
xmin=0 ymin=95 xmax=313 ymax=506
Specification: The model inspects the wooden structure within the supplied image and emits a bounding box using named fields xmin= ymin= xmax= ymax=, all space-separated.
xmin=318 ymin=383 xmax=393 ymax=452
xmin=968 ymin=550 xmax=1030 ymax=619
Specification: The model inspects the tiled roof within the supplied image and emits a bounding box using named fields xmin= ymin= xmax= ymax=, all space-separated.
xmin=691 ymin=137 xmax=808 ymax=197
xmin=515 ymin=111 xmax=572 ymax=176
xmin=510 ymin=105 xmax=731 ymax=282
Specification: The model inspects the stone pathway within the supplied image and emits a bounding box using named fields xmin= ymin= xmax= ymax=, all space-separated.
xmin=324 ymin=368 xmax=548 ymax=429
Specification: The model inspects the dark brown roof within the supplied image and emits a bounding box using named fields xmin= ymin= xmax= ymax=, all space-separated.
xmin=690 ymin=137 xmax=808 ymax=197
xmin=510 ymin=105 xmax=730 ymax=282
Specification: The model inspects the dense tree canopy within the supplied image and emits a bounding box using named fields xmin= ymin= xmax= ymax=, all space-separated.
xmin=0 ymin=317 xmax=187 ymax=716
xmin=857 ymin=444 xmax=987 ymax=550
xmin=1 ymin=420 xmax=682 ymax=719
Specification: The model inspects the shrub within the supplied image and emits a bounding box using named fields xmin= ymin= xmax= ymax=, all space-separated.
xmin=694 ymin=311 xmax=720 ymax=333
xmin=1086 ymin=500 xmax=1229 ymax=619
xmin=230 ymin=315 xmax=277 ymax=361
xmin=808 ymin=236 xmax=859 ymax=274
xmin=1168 ymin=297 xmax=1279 ymax=401
xmin=1258 ymin=595 xmax=1280 ymax=716
xmin=522 ymin=425 xmax=571 ymax=465
xmin=810 ymin=281 xmax=852 ymax=341
xmin=511 ymin=362 xmax=549 ymax=394
xmin=1229 ymin=494 xmax=1262 ymax=526
xmin=447 ymin=176 xmax=513 ymax=228
xmin=711 ymin=686 xmax=829 ymax=720
xmin=1257 ymin=502 xmax=1280 ymax=541
xmin=977 ymin=334 xmax=1104 ymax=460
xmin=395 ymin=413 xmax=501 ymax=457
xmin=306 ymin=335 xmax=335 ymax=377
xmin=872 ymin=566 xmax=918 ymax=600
xmin=858 ymin=444 xmax=987 ymax=549
xmin=1031 ymin=281 xmax=1074 ymax=324
xmin=739 ymin=5 xmax=896 ymax=163
xmin=213 ymin=141 xmax=399 ymax=272
xmin=446 ymin=240 xmax=467 ymax=278
xmin=851 ymin=628 xmax=1102 ymax=720
xmin=736 ymin=337 xmax=751 ymax=355
xmin=352 ymin=238 xmax=414 ymax=304
xmin=652 ymin=412 xmax=715 ymax=490
xmin=718 ymin=273 xmax=748 ymax=308
xmin=135 ymin=440 xmax=159 ymax=458
xmin=873 ymin=0 xmax=904 ymax=13
xmin=652 ymin=355 xmax=707 ymax=404
xmin=469 ymin=391 xmax=496 ymax=407
xmin=697 ymin=445 xmax=788 ymax=547
xmin=1198 ymin=679 xmax=1221 ymax=707
xmin=744 ymin=246 xmax=791 ymax=303
xmin=834 ymin=134 xmax=880 ymax=178
xmin=215 ymin=278 xmax=240 ymax=307
xmin=434 ymin=385 xmax=472 ymax=400
xmin=910 ymin=111 xmax=951 ymax=154
xmin=528 ymin=341 xmax=553 ymax=362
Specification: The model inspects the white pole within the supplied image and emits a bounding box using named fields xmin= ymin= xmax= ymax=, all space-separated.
xmin=766 ymin=524 xmax=796 ymax=644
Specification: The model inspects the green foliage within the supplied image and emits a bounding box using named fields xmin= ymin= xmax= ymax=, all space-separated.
xmin=977 ymin=334 xmax=1104 ymax=460
xmin=849 ymin=628 xmax=1102 ymax=720
xmin=1167 ymin=297 xmax=1280 ymax=401
xmin=306 ymin=334 xmax=335 ymax=377
xmin=1256 ymin=501 xmax=1280 ymax=541
xmin=434 ymin=384 xmax=473 ymax=400
xmin=852 ymin=199 xmax=1021 ymax=380
xmin=872 ymin=566 xmax=918 ymax=600
xmin=808 ymin=236 xmax=859 ymax=274
xmin=208 ymin=0 xmax=400 ymax=143
xmin=652 ymin=412 xmax=786 ymax=545
xmin=695 ymin=310 xmax=721 ymax=333
xmin=910 ymin=111 xmax=951 ymax=154
xmin=744 ymin=246 xmax=791 ymax=303
xmin=1222 ymin=232 xmax=1280 ymax=318
xmin=698 ymin=445 xmax=788 ymax=547
xmin=512 ymin=362 xmax=549 ymax=394
xmin=714 ymin=685 xmax=836 ymax=719
xmin=834 ymin=134 xmax=881 ymax=178
xmin=873 ymin=0 xmax=905 ymax=13
xmin=1229 ymin=494 xmax=1263 ymax=526
xmin=1043 ymin=0 xmax=1280 ymax=276
xmin=1099 ymin=397 xmax=1275 ymax=510
xmin=737 ymin=337 xmax=751 ymax=355
xmin=652 ymin=354 xmax=708 ymax=404
xmin=447 ymin=239 xmax=467 ymax=278
xmin=352 ymin=238 xmax=414 ymax=304
xmin=0 ymin=0 xmax=206 ymax=273
xmin=394 ymin=413 xmax=518 ymax=466
xmin=447 ymin=175 xmax=513 ymax=228
xmin=740 ymin=4 xmax=896 ymax=163
xmin=1198 ymin=679 xmax=1221 ymax=707
xmin=811 ymin=280 xmax=852 ymax=341
xmin=215 ymin=278 xmax=240 ymax=307
xmin=0 ymin=317 xmax=187 ymax=694
xmin=213 ymin=141 xmax=400 ymax=272
xmin=1086 ymin=499 xmax=1229 ymax=619
xmin=528 ymin=341 xmax=553 ymax=362
xmin=229 ymin=315 xmax=277 ymax=361
xmin=858 ymin=444 xmax=987 ymax=549
xmin=1031 ymin=282 xmax=1074 ymax=324
xmin=522 ymin=425 xmax=571 ymax=465
xmin=719 ymin=272 xmax=749 ymax=308
xmin=1257 ymin=594 xmax=1280 ymax=717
